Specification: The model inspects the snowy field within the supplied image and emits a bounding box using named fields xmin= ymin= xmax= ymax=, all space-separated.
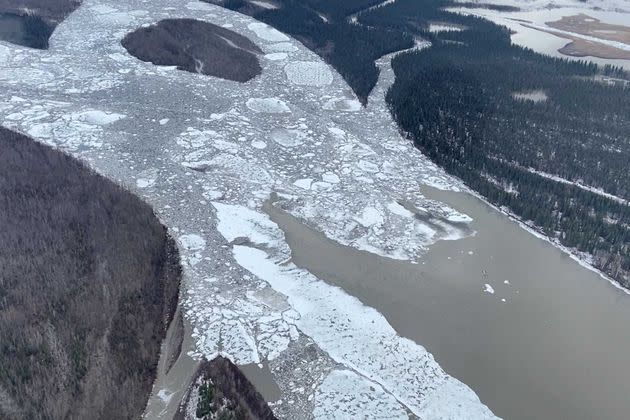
xmin=451 ymin=0 xmax=630 ymax=13
xmin=448 ymin=0 xmax=630 ymax=69
xmin=0 ymin=1 xmax=495 ymax=418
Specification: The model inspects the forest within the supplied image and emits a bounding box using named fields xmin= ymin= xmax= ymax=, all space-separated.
xmin=122 ymin=18 xmax=263 ymax=82
xmin=0 ymin=127 xmax=181 ymax=419
xmin=211 ymin=0 xmax=629 ymax=286
xmin=175 ymin=357 xmax=276 ymax=420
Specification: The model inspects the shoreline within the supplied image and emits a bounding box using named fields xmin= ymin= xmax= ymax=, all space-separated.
xmin=451 ymin=184 xmax=630 ymax=295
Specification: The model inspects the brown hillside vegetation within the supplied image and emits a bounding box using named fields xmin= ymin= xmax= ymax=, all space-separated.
xmin=175 ymin=357 xmax=277 ymax=420
xmin=0 ymin=127 xmax=181 ymax=419
xmin=122 ymin=18 xmax=263 ymax=82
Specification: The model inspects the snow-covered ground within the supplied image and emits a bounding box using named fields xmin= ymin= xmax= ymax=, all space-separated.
xmin=0 ymin=1 xmax=495 ymax=418
xmin=428 ymin=23 xmax=463 ymax=33
xmin=525 ymin=167 xmax=629 ymax=205
xmin=451 ymin=0 xmax=630 ymax=13
xmin=448 ymin=0 xmax=630 ymax=69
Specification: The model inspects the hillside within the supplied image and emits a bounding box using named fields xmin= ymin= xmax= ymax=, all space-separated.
xmin=0 ymin=127 xmax=181 ymax=419
xmin=122 ymin=18 xmax=262 ymax=82
xmin=176 ymin=357 xmax=277 ymax=420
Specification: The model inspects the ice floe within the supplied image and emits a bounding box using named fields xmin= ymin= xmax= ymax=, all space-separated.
xmin=265 ymin=52 xmax=288 ymax=61
xmin=284 ymin=62 xmax=333 ymax=86
xmin=387 ymin=201 xmax=414 ymax=218
xmin=354 ymin=206 xmax=384 ymax=228
xmin=73 ymin=110 xmax=125 ymax=125
xmin=246 ymin=98 xmax=291 ymax=113
xmin=321 ymin=172 xmax=340 ymax=184
xmin=314 ymin=370 xmax=407 ymax=419
xmin=322 ymin=97 xmax=362 ymax=112
xmin=232 ymin=244 xmax=494 ymax=418
xmin=248 ymin=22 xmax=290 ymax=42
xmin=269 ymin=128 xmax=307 ymax=147
xmin=179 ymin=234 xmax=207 ymax=251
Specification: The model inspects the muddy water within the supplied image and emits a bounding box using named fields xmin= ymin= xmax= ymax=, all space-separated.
xmin=144 ymin=308 xmax=282 ymax=418
xmin=266 ymin=187 xmax=630 ymax=420
xmin=144 ymin=308 xmax=199 ymax=419
xmin=239 ymin=362 xmax=283 ymax=402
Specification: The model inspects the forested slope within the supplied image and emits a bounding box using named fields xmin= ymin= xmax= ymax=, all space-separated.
xmin=0 ymin=128 xmax=181 ymax=419
xmin=176 ymin=357 xmax=277 ymax=420
xmin=122 ymin=18 xmax=262 ymax=82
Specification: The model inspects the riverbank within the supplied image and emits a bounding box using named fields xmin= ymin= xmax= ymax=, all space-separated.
xmin=456 ymin=182 xmax=630 ymax=294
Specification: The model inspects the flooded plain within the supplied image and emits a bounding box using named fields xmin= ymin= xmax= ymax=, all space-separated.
xmin=266 ymin=187 xmax=630 ymax=420
xmin=450 ymin=7 xmax=630 ymax=70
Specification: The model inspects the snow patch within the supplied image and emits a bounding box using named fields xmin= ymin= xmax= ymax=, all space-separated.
xmin=429 ymin=23 xmax=463 ymax=33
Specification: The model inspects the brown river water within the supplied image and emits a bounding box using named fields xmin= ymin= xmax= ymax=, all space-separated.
xmin=266 ymin=186 xmax=630 ymax=420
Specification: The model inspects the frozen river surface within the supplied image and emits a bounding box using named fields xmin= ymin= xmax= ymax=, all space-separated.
xmin=0 ymin=0 xmax=496 ymax=418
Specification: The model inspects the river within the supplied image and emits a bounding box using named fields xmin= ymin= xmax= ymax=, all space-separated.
xmin=265 ymin=186 xmax=630 ymax=420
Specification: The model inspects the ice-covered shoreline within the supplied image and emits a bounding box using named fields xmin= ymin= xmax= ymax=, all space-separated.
xmin=0 ymin=0 xmax=498 ymax=418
